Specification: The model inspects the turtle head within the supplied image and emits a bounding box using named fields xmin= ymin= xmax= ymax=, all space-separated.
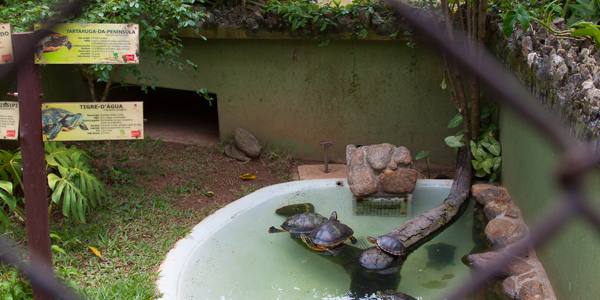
xmin=366 ymin=236 xmax=377 ymax=244
xmin=329 ymin=211 xmax=337 ymax=222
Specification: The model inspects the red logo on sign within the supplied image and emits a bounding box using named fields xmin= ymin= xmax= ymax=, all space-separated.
xmin=1 ymin=54 xmax=12 ymax=63
xmin=125 ymin=54 xmax=135 ymax=61
xmin=131 ymin=130 xmax=141 ymax=138
xmin=7 ymin=130 xmax=15 ymax=137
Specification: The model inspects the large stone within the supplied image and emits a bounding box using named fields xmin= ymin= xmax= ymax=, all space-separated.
xmin=484 ymin=201 xmax=521 ymax=220
xmin=348 ymin=165 xmax=378 ymax=196
xmin=475 ymin=186 xmax=511 ymax=205
xmin=225 ymin=143 xmax=251 ymax=162
xmin=387 ymin=146 xmax=412 ymax=170
xmin=471 ymin=183 xmax=498 ymax=197
xmin=485 ymin=218 xmax=528 ymax=248
xmin=366 ymin=143 xmax=394 ymax=170
xmin=466 ymin=252 xmax=534 ymax=276
xmin=379 ymin=169 xmax=418 ymax=194
xmin=346 ymin=144 xmax=358 ymax=166
xmin=520 ymin=280 xmax=544 ymax=300
xmin=350 ymin=147 xmax=366 ymax=167
xmin=502 ymin=277 xmax=518 ymax=298
xmin=233 ymin=128 xmax=261 ymax=158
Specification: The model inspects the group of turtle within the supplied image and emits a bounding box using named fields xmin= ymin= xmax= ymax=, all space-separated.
xmin=268 ymin=211 xmax=356 ymax=255
xmin=268 ymin=208 xmax=406 ymax=258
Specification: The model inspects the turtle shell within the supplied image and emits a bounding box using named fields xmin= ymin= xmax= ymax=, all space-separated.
xmin=308 ymin=212 xmax=354 ymax=248
xmin=280 ymin=212 xmax=327 ymax=236
xmin=42 ymin=108 xmax=70 ymax=128
xmin=368 ymin=235 xmax=405 ymax=256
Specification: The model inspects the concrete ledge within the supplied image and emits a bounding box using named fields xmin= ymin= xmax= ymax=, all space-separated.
xmin=296 ymin=164 xmax=347 ymax=180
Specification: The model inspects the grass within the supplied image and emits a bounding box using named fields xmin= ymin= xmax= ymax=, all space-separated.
xmin=0 ymin=136 xmax=296 ymax=299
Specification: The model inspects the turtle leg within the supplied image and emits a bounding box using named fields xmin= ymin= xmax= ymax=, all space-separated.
xmin=300 ymin=234 xmax=321 ymax=251
xmin=350 ymin=236 xmax=358 ymax=244
xmin=48 ymin=124 xmax=63 ymax=140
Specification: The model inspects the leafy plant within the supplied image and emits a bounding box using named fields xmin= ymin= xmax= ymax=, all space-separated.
xmin=0 ymin=142 xmax=106 ymax=225
xmin=499 ymin=0 xmax=600 ymax=47
xmin=266 ymin=0 xmax=336 ymax=32
xmin=445 ymin=102 xmax=502 ymax=182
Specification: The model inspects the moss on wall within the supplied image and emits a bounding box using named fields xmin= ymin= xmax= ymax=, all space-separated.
xmin=122 ymin=37 xmax=457 ymax=163
xmin=500 ymin=103 xmax=600 ymax=300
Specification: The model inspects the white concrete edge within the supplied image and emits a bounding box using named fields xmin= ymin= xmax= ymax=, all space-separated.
xmin=155 ymin=178 xmax=454 ymax=299
xmin=156 ymin=179 xmax=348 ymax=299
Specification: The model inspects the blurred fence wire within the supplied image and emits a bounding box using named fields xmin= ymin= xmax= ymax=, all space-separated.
xmin=384 ymin=1 xmax=600 ymax=299
xmin=2 ymin=0 xmax=600 ymax=299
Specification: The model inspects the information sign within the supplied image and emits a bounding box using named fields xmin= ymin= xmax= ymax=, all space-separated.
xmin=0 ymin=24 xmax=13 ymax=64
xmin=0 ymin=101 xmax=19 ymax=140
xmin=42 ymin=102 xmax=143 ymax=141
xmin=34 ymin=23 xmax=139 ymax=64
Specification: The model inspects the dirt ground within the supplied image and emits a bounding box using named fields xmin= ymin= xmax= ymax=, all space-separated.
xmin=138 ymin=96 xmax=455 ymax=212
xmin=120 ymin=140 xmax=455 ymax=214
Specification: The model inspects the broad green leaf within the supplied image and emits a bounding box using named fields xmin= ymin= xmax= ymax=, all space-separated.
xmin=482 ymin=136 xmax=502 ymax=156
xmin=502 ymin=10 xmax=518 ymax=37
xmin=415 ymin=150 xmax=430 ymax=160
xmin=447 ymin=113 xmax=463 ymax=128
xmin=444 ymin=135 xmax=465 ymax=148
xmin=481 ymin=158 xmax=493 ymax=174
xmin=51 ymin=245 xmax=66 ymax=255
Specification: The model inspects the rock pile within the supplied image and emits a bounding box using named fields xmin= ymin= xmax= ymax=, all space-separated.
xmin=346 ymin=143 xmax=418 ymax=197
xmin=465 ymin=184 xmax=556 ymax=300
xmin=490 ymin=16 xmax=600 ymax=143
xmin=224 ymin=128 xmax=262 ymax=162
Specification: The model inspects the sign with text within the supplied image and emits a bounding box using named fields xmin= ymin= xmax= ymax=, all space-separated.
xmin=42 ymin=102 xmax=143 ymax=141
xmin=0 ymin=102 xmax=19 ymax=140
xmin=0 ymin=24 xmax=13 ymax=64
xmin=34 ymin=23 xmax=139 ymax=64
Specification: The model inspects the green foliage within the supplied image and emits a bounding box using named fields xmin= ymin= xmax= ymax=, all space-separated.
xmin=0 ymin=142 xmax=106 ymax=226
xmin=71 ymin=0 xmax=210 ymax=92
xmin=0 ymin=233 xmax=82 ymax=299
xmin=0 ymin=262 xmax=33 ymax=300
xmin=499 ymin=0 xmax=600 ymax=46
xmin=266 ymin=0 xmax=337 ymax=32
xmin=445 ymin=102 xmax=502 ymax=182
xmin=264 ymin=0 xmax=391 ymax=36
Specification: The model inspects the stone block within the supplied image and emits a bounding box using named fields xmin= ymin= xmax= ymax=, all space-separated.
xmin=485 ymin=218 xmax=528 ymax=248
xmin=475 ymin=186 xmax=511 ymax=205
xmin=366 ymin=143 xmax=395 ymax=170
xmin=233 ymin=127 xmax=261 ymax=158
xmin=379 ymin=169 xmax=418 ymax=194
xmin=348 ymin=165 xmax=378 ymax=196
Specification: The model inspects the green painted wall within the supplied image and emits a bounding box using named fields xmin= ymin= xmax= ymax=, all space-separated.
xmin=123 ymin=38 xmax=457 ymax=163
xmin=500 ymin=108 xmax=600 ymax=299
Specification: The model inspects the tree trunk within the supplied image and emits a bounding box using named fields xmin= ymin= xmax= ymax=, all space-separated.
xmin=385 ymin=149 xmax=472 ymax=249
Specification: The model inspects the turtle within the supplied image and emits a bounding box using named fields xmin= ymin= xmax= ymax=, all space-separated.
xmin=358 ymin=246 xmax=396 ymax=270
xmin=42 ymin=108 xmax=89 ymax=140
xmin=35 ymin=30 xmax=73 ymax=61
xmin=268 ymin=212 xmax=327 ymax=238
xmin=300 ymin=211 xmax=357 ymax=254
xmin=367 ymin=235 xmax=406 ymax=256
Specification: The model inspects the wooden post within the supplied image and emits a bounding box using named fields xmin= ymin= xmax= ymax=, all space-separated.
xmin=13 ymin=31 xmax=53 ymax=300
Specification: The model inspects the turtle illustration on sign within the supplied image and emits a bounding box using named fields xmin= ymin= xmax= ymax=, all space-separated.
xmin=42 ymin=108 xmax=88 ymax=140
xmin=34 ymin=30 xmax=73 ymax=61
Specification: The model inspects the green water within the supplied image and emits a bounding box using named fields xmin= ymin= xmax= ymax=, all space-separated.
xmin=177 ymin=180 xmax=476 ymax=300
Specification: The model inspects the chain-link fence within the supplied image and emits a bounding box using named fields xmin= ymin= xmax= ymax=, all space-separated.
xmin=2 ymin=0 xmax=599 ymax=299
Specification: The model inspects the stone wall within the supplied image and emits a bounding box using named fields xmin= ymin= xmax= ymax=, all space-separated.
xmin=488 ymin=16 xmax=600 ymax=299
